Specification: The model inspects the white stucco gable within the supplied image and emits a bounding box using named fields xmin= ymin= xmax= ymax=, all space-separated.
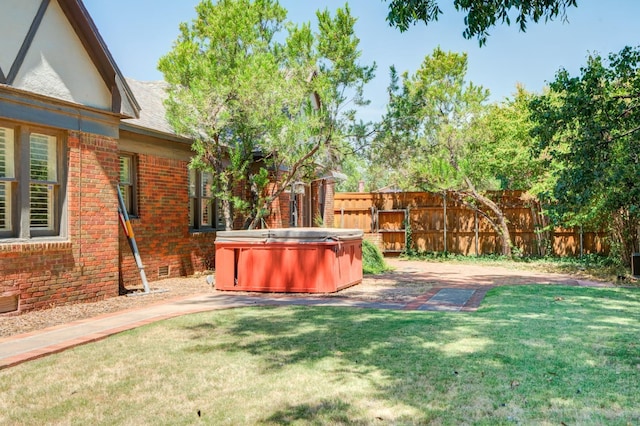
xmin=0 ymin=0 xmax=139 ymax=121
xmin=0 ymin=0 xmax=41 ymax=73
xmin=11 ymin=0 xmax=112 ymax=110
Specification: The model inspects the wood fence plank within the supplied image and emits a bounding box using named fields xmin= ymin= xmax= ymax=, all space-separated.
xmin=334 ymin=191 xmax=608 ymax=256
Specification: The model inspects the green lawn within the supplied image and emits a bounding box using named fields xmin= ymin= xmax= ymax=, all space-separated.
xmin=2 ymin=285 xmax=640 ymax=425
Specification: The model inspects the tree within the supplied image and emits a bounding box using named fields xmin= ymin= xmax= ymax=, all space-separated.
xmin=478 ymin=86 xmax=543 ymax=192
xmin=385 ymin=0 xmax=577 ymax=45
xmin=158 ymin=0 xmax=287 ymax=230
xmin=372 ymin=49 xmax=540 ymax=256
xmin=529 ymin=46 xmax=640 ymax=264
xmin=251 ymin=5 xmax=375 ymax=228
xmin=159 ymin=0 xmax=374 ymax=229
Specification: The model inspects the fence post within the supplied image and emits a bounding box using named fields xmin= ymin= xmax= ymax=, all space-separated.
xmin=475 ymin=209 xmax=479 ymax=256
xmin=443 ymin=191 xmax=447 ymax=254
xmin=579 ymin=225 xmax=584 ymax=258
xmin=370 ymin=206 xmax=374 ymax=233
xmin=406 ymin=206 xmax=410 ymax=253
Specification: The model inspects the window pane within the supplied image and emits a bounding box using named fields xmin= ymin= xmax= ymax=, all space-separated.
xmin=188 ymin=169 xmax=196 ymax=197
xmin=30 ymin=133 xmax=57 ymax=182
xmin=200 ymin=199 xmax=213 ymax=227
xmin=0 ymin=182 xmax=11 ymax=231
xmin=119 ymin=156 xmax=132 ymax=184
xmin=189 ymin=197 xmax=195 ymax=227
xmin=30 ymin=183 xmax=54 ymax=230
xmin=0 ymin=127 xmax=15 ymax=178
xmin=0 ymin=127 xmax=14 ymax=232
xmin=201 ymin=172 xmax=213 ymax=198
xmin=216 ymin=200 xmax=225 ymax=229
xmin=119 ymin=184 xmax=132 ymax=214
xmin=118 ymin=155 xmax=137 ymax=216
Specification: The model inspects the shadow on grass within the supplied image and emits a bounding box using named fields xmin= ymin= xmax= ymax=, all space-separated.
xmin=179 ymin=285 xmax=640 ymax=424
xmin=264 ymin=399 xmax=363 ymax=425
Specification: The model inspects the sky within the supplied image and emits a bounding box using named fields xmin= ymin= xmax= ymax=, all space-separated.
xmin=83 ymin=0 xmax=640 ymax=122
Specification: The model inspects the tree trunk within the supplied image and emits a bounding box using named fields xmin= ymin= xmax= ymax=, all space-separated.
xmin=247 ymin=198 xmax=269 ymax=230
xmin=612 ymin=209 xmax=640 ymax=267
xmin=462 ymin=178 xmax=513 ymax=257
xmin=247 ymin=182 xmax=282 ymax=230
xmin=221 ymin=198 xmax=233 ymax=231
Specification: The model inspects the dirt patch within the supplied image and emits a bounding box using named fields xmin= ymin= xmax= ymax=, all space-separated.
xmin=326 ymin=275 xmax=434 ymax=302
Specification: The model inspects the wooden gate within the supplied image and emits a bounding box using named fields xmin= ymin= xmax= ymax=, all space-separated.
xmin=376 ymin=209 xmax=407 ymax=254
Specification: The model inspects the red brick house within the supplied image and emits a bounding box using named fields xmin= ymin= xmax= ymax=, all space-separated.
xmin=0 ymin=0 xmax=338 ymax=314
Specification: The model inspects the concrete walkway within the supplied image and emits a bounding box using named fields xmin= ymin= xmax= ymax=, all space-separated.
xmin=0 ymin=293 xmax=419 ymax=369
xmin=0 ymin=259 xmax=614 ymax=370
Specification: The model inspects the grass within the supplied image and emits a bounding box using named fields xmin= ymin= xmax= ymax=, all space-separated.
xmin=2 ymin=285 xmax=640 ymax=424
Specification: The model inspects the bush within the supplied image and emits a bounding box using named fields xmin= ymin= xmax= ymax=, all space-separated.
xmin=362 ymin=239 xmax=390 ymax=274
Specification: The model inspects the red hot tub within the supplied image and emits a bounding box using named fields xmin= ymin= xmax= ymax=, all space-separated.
xmin=214 ymin=228 xmax=363 ymax=293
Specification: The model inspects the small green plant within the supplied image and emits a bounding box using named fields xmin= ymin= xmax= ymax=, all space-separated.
xmin=402 ymin=216 xmax=416 ymax=256
xmin=362 ymin=239 xmax=390 ymax=274
xmin=313 ymin=212 xmax=325 ymax=227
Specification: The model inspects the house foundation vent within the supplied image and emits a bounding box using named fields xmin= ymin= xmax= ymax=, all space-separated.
xmin=158 ymin=265 xmax=170 ymax=277
xmin=0 ymin=295 xmax=19 ymax=314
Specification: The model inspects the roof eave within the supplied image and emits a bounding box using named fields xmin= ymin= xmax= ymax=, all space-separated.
xmin=119 ymin=122 xmax=192 ymax=144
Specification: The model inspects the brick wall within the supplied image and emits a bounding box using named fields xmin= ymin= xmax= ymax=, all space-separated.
xmin=118 ymin=153 xmax=216 ymax=289
xmin=0 ymin=131 xmax=120 ymax=313
xmin=323 ymin=180 xmax=336 ymax=227
xmin=363 ymin=233 xmax=383 ymax=251
xmin=307 ymin=179 xmax=336 ymax=228
xmin=263 ymin=180 xmax=290 ymax=229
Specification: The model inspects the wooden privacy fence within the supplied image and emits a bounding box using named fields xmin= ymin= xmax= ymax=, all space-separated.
xmin=333 ymin=191 xmax=608 ymax=257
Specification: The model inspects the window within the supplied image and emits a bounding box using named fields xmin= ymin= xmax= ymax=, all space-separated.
xmin=0 ymin=123 xmax=64 ymax=240
xmin=119 ymin=154 xmax=137 ymax=217
xmin=29 ymin=133 xmax=57 ymax=232
xmin=189 ymin=169 xmax=224 ymax=231
xmin=0 ymin=127 xmax=15 ymax=234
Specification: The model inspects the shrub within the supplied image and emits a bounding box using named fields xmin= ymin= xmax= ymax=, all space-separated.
xmin=362 ymin=239 xmax=390 ymax=274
